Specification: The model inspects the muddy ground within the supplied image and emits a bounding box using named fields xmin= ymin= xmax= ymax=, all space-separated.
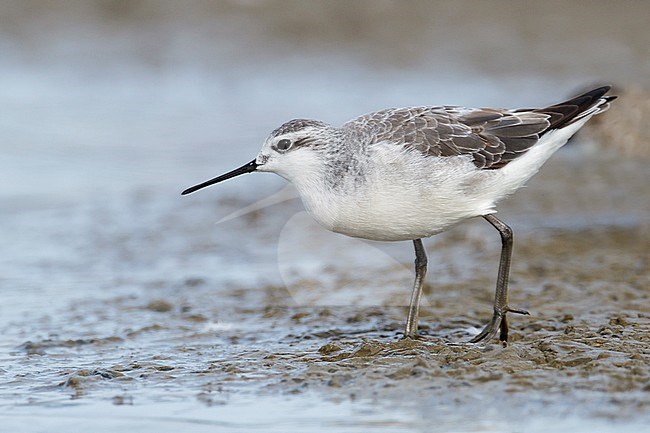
xmin=2 ymin=148 xmax=648 ymax=431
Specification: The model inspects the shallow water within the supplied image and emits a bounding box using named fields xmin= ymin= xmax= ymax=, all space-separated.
xmin=1 ymin=1 xmax=649 ymax=431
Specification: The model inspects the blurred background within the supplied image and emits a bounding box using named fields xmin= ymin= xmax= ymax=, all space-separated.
xmin=2 ymin=0 xmax=649 ymax=194
xmin=1 ymin=1 xmax=648 ymax=432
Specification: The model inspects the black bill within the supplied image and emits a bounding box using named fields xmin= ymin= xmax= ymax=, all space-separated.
xmin=181 ymin=159 xmax=258 ymax=195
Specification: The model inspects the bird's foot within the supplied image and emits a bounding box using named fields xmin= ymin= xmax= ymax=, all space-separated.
xmin=401 ymin=330 xmax=422 ymax=341
xmin=469 ymin=306 xmax=529 ymax=344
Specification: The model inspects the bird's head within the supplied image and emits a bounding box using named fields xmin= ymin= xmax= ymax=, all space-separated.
xmin=181 ymin=119 xmax=335 ymax=196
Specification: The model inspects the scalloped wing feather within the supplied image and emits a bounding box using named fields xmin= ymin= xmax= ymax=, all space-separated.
xmin=346 ymin=86 xmax=614 ymax=170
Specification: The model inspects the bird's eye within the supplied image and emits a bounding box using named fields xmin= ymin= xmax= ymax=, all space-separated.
xmin=276 ymin=139 xmax=292 ymax=151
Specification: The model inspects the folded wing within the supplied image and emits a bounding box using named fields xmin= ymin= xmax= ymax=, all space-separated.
xmin=351 ymin=86 xmax=614 ymax=169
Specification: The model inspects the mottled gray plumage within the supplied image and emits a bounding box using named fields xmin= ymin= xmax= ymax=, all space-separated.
xmin=342 ymin=86 xmax=614 ymax=169
xmin=271 ymin=87 xmax=615 ymax=170
xmin=270 ymin=119 xmax=328 ymax=138
xmin=345 ymin=106 xmax=548 ymax=169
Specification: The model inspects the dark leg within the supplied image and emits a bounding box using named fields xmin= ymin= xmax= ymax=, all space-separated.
xmin=470 ymin=215 xmax=529 ymax=343
xmin=404 ymin=239 xmax=427 ymax=339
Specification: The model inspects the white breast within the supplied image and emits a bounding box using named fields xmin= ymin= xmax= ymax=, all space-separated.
xmin=295 ymin=143 xmax=500 ymax=241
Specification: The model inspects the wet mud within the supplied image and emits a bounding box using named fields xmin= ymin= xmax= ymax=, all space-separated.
xmin=3 ymin=150 xmax=648 ymax=430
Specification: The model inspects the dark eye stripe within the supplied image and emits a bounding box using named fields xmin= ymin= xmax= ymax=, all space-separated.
xmin=294 ymin=137 xmax=319 ymax=148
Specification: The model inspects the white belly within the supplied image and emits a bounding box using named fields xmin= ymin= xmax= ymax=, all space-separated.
xmin=298 ymin=147 xmax=500 ymax=241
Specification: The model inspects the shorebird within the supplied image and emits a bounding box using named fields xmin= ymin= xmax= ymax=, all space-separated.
xmin=182 ymin=86 xmax=615 ymax=343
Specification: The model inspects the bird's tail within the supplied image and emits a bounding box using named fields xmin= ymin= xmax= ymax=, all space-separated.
xmin=495 ymin=86 xmax=617 ymax=202
xmin=530 ymin=85 xmax=617 ymax=131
